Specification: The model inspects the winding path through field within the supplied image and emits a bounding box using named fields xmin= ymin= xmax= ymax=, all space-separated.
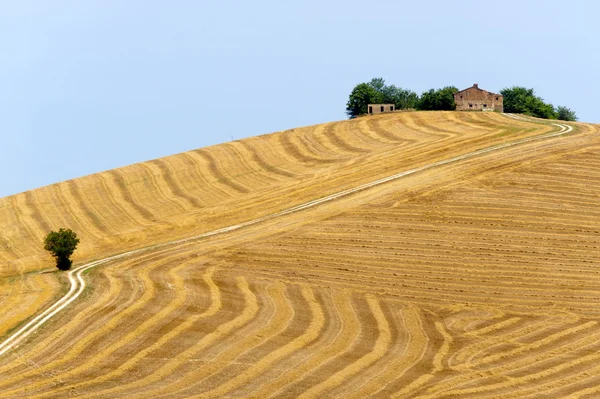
xmin=0 ymin=115 xmax=574 ymax=358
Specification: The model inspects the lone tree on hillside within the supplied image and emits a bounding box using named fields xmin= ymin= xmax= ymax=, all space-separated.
xmin=44 ymin=228 xmax=80 ymax=271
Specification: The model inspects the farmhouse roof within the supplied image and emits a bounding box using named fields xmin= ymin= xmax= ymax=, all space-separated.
xmin=454 ymin=83 xmax=502 ymax=97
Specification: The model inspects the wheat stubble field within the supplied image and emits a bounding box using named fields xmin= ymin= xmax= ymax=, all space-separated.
xmin=1 ymin=111 xmax=599 ymax=398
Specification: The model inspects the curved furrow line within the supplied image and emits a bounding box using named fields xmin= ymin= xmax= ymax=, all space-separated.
xmin=77 ymin=275 xmax=255 ymax=399
xmin=105 ymin=169 xmax=158 ymax=222
xmin=455 ymin=112 xmax=522 ymax=134
xmin=51 ymin=182 xmax=108 ymax=240
xmin=361 ymin=116 xmax=416 ymax=149
xmin=465 ymin=321 xmax=600 ymax=372
xmin=448 ymin=317 xmax=537 ymax=367
xmin=254 ymin=134 xmax=317 ymax=175
xmin=362 ymin=116 xmax=414 ymax=144
xmin=233 ymin=254 xmax=600 ymax=308
xmin=178 ymin=152 xmax=233 ymax=202
xmin=464 ymin=316 xmax=523 ymax=337
xmin=425 ymin=340 xmax=600 ymax=399
xmin=485 ymin=337 xmax=600 ymax=397
xmin=390 ymin=319 xmax=454 ymax=398
xmin=461 ymin=112 xmax=520 ymax=132
xmin=0 ymin=274 xmax=60 ymax=341
xmin=150 ymin=158 xmax=205 ymax=209
xmin=297 ymin=123 xmax=348 ymax=157
xmin=450 ymin=316 xmax=568 ymax=368
xmin=0 ymin=257 xmax=190 ymax=396
xmin=240 ymin=267 xmax=600 ymax=315
xmin=193 ymin=149 xmax=250 ymax=194
xmin=92 ymin=172 xmax=146 ymax=228
xmin=124 ymin=163 xmax=186 ymax=216
xmin=0 ymin=270 xmax=125 ymax=385
xmin=22 ymin=191 xmax=52 ymax=234
xmin=298 ymin=124 xmax=350 ymax=160
xmin=156 ymin=154 xmax=212 ymax=204
xmin=0 ymin=229 xmax=20 ymax=271
xmin=222 ymin=142 xmax=285 ymax=183
xmin=247 ymin=289 xmax=355 ymax=399
xmin=269 ymin=293 xmax=378 ymax=398
xmin=347 ymin=118 xmax=398 ymax=149
xmin=139 ymin=281 xmax=292 ymax=398
xmin=6 ymin=195 xmax=46 ymax=263
xmin=238 ymin=139 xmax=296 ymax=178
xmin=402 ymin=113 xmax=456 ymax=142
xmin=278 ymin=130 xmax=337 ymax=165
xmin=297 ymin=294 xmax=392 ymax=398
xmin=385 ymin=113 xmax=444 ymax=143
xmin=188 ymin=284 xmax=324 ymax=398
xmin=215 ymin=143 xmax=278 ymax=190
xmin=230 ymin=290 xmax=350 ymax=399
xmin=185 ymin=283 xmax=323 ymax=397
xmin=415 ymin=323 xmax=600 ymax=398
xmin=177 ymin=283 xmax=319 ymax=397
xmin=23 ymin=263 xmax=219 ymax=399
xmin=0 ymin=279 xmax=19 ymax=332
xmin=0 ymin=250 xmax=184 ymax=381
xmin=557 ymin=374 xmax=600 ymax=398
xmin=412 ymin=112 xmax=471 ymax=139
xmin=306 ymin=123 xmax=346 ymax=154
xmin=65 ymin=181 xmax=112 ymax=235
xmin=503 ymin=372 xmax=600 ymax=399
xmin=322 ymin=121 xmax=370 ymax=154
xmin=137 ymin=162 xmax=189 ymax=213
xmin=349 ymin=304 xmax=430 ymax=398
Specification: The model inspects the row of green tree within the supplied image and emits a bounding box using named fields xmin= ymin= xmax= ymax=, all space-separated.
xmin=346 ymin=78 xmax=577 ymax=121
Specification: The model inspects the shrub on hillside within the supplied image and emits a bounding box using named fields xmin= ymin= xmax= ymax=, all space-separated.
xmin=44 ymin=228 xmax=80 ymax=271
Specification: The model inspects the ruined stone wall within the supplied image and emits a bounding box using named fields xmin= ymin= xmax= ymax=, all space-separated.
xmin=368 ymin=104 xmax=395 ymax=114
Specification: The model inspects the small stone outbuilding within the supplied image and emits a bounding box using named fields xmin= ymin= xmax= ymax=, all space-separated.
xmin=368 ymin=104 xmax=395 ymax=115
xmin=454 ymin=84 xmax=503 ymax=112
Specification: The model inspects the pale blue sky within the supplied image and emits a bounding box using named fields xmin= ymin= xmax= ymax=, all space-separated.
xmin=1 ymin=0 xmax=598 ymax=198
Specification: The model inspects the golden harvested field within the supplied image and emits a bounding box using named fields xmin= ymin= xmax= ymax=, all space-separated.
xmin=1 ymin=111 xmax=600 ymax=397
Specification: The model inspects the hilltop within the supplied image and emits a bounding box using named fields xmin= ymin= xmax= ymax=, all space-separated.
xmin=1 ymin=112 xmax=600 ymax=397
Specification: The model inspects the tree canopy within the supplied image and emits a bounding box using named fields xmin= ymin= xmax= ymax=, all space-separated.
xmin=500 ymin=86 xmax=578 ymax=121
xmin=417 ymin=86 xmax=458 ymax=111
xmin=556 ymin=105 xmax=578 ymax=122
xmin=346 ymin=78 xmax=418 ymax=118
xmin=44 ymin=228 xmax=80 ymax=271
xmin=346 ymin=82 xmax=383 ymax=118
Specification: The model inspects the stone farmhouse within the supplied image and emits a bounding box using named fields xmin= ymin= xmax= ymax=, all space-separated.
xmin=454 ymin=84 xmax=503 ymax=112
xmin=368 ymin=104 xmax=395 ymax=115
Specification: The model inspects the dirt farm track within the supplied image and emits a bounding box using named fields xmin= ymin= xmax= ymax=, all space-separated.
xmin=1 ymin=111 xmax=600 ymax=398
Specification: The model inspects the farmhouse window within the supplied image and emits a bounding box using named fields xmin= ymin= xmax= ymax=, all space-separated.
xmin=483 ymin=104 xmax=487 ymax=108
xmin=469 ymin=104 xmax=473 ymax=108
xmin=389 ymin=106 xmax=393 ymax=111
xmin=380 ymin=106 xmax=384 ymax=112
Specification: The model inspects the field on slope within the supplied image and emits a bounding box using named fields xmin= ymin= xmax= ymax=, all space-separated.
xmin=1 ymin=111 xmax=599 ymax=398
